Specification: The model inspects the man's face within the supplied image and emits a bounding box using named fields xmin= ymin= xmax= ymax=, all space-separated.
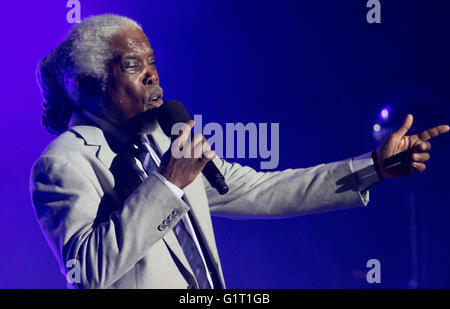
xmin=103 ymin=27 xmax=163 ymax=126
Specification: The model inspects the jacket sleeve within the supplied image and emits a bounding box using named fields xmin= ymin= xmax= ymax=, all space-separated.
xmin=204 ymin=157 xmax=369 ymax=218
xmin=29 ymin=155 xmax=190 ymax=289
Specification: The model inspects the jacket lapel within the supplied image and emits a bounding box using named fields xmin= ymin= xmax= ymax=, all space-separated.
xmin=183 ymin=179 xmax=226 ymax=288
xmin=69 ymin=112 xmax=121 ymax=171
xmin=70 ymin=125 xmax=118 ymax=168
xmin=162 ymin=231 xmax=197 ymax=285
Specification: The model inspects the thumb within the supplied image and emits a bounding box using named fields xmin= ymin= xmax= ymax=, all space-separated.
xmin=394 ymin=114 xmax=413 ymax=137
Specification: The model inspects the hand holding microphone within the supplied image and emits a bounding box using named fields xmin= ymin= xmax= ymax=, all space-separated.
xmin=157 ymin=119 xmax=215 ymax=189
xmin=156 ymin=100 xmax=229 ymax=194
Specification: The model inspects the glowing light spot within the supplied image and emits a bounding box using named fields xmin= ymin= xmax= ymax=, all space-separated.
xmin=373 ymin=124 xmax=381 ymax=132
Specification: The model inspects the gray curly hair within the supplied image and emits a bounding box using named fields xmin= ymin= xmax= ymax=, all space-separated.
xmin=36 ymin=14 xmax=142 ymax=135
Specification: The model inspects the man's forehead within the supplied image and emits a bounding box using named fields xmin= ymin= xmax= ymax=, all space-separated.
xmin=111 ymin=28 xmax=153 ymax=56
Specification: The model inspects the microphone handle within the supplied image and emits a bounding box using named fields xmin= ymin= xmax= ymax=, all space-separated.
xmin=202 ymin=161 xmax=229 ymax=195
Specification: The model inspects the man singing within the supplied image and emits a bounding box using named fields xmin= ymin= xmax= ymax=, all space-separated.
xmin=30 ymin=14 xmax=448 ymax=289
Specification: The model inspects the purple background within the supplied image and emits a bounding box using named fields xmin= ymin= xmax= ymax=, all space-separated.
xmin=1 ymin=0 xmax=449 ymax=288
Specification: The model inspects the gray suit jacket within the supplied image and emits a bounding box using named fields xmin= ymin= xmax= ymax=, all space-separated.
xmin=29 ymin=115 xmax=369 ymax=289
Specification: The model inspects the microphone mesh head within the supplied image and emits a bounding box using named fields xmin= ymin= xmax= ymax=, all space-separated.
xmin=157 ymin=100 xmax=191 ymax=137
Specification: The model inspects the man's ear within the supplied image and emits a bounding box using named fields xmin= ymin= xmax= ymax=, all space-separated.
xmin=77 ymin=75 xmax=104 ymax=97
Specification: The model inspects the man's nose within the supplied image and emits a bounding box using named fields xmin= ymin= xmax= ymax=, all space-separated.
xmin=143 ymin=68 xmax=158 ymax=86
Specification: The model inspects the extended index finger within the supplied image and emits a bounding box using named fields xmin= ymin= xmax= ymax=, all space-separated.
xmin=418 ymin=124 xmax=450 ymax=141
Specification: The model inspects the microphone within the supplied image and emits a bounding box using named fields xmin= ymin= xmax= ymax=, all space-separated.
xmin=157 ymin=100 xmax=229 ymax=195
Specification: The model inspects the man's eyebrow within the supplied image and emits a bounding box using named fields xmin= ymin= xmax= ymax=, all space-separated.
xmin=121 ymin=55 xmax=139 ymax=60
xmin=121 ymin=49 xmax=154 ymax=58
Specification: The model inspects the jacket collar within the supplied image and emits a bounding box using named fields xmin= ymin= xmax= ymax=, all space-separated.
xmin=69 ymin=110 xmax=171 ymax=168
xmin=69 ymin=110 xmax=130 ymax=147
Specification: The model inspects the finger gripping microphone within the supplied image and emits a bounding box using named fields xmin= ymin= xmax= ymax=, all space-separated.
xmin=157 ymin=100 xmax=229 ymax=195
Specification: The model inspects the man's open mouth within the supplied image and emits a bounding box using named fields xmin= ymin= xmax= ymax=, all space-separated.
xmin=145 ymin=86 xmax=164 ymax=107
xmin=150 ymin=92 xmax=162 ymax=102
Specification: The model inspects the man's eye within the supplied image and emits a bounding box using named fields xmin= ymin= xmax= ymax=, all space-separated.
xmin=123 ymin=60 xmax=138 ymax=70
xmin=148 ymin=60 xmax=156 ymax=66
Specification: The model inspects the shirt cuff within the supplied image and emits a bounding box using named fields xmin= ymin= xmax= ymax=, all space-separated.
xmin=351 ymin=152 xmax=382 ymax=192
xmin=152 ymin=170 xmax=185 ymax=199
